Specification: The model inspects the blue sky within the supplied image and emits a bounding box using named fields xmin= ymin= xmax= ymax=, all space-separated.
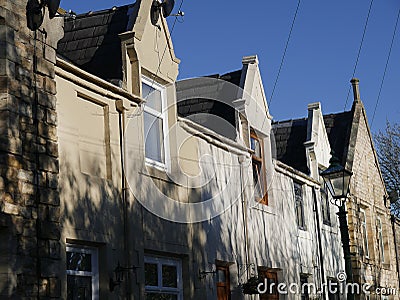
xmin=60 ymin=0 xmax=400 ymax=133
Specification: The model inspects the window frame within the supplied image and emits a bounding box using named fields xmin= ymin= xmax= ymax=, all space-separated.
xmin=360 ymin=208 xmax=370 ymax=258
xmin=66 ymin=244 xmax=99 ymax=300
xmin=250 ymin=130 xmax=268 ymax=205
xmin=377 ymin=217 xmax=385 ymax=263
xmin=142 ymin=76 xmax=169 ymax=171
xmin=144 ymin=256 xmax=183 ymax=300
xmin=294 ymin=181 xmax=307 ymax=230
xmin=321 ymin=183 xmax=331 ymax=226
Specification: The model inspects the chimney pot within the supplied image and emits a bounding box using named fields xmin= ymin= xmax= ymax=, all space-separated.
xmin=351 ymin=78 xmax=360 ymax=102
xmin=242 ymin=55 xmax=259 ymax=65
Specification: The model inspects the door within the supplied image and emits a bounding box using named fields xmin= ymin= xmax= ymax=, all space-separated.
xmin=258 ymin=269 xmax=279 ymax=300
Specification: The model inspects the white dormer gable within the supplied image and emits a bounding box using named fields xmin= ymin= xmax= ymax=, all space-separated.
xmin=304 ymin=102 xmax=331 ymax=179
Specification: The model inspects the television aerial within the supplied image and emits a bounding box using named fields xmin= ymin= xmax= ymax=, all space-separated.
xmin=151 ymin=0 xmax=176 ymax=26
xmin=26 ymin=0 xmax=61 ymax=31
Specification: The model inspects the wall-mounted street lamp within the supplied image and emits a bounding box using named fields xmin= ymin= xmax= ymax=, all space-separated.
xmin=320 ymin=153 xmax=354 ymax=300
xmin=198 ymin=267 xmax=216 ymax=280
xmin=320 ymin=155 xmax=352 ymax=205
xmin=109 ymin=262 xmax=139 ymax=292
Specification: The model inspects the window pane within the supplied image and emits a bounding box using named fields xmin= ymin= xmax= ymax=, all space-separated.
xmin=361 ymin=211 xmax=369 ymax=257
xmin=252 ymin=161 xmax=263 ymax=199
xmin=143 ymin=83 xmax=162 ymax=112
xmin=294 ymin=182 xmax=305 ymax=228
xmin=66 ymin=251 xmax=92 ymax=272
xmin=145 ymin=263 xmax=159 ymax=286
xmin=321 ymin=186 xmax=331 ymax=224
xmin=296 ymin=204 xmax=304 ymax=228
xmin=144 ymin=112 xmax=165 ymax=163
xmin=217 ymin=269 xmax=226 ymax=283
xmin=250 ymin=137 xmax=262 ymax=158
xmin=162 ymin=265 xmax=178 ymax=288
xmin=67 ymin=275 xmax=92 ymax=300
xmin=380 ymin=231 xmax=385 ymax=262
xmin=145 ymin=293 xmax=178 ymax=300
xmin=378 ymin=219 xmax=385 ymax=262
xmin=294 ymin=182 xmax=303 ymax=199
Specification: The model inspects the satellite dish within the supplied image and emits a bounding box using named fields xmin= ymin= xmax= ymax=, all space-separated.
xmin=162 ymin=0 xmax=175 ymax=18
xmin=47 ymin=0 xmax=61 ymax=19
xmin=26 ymin=0 xmax=44 ymax=31
xmin=150 ymin=0 xmax=160 ymax=26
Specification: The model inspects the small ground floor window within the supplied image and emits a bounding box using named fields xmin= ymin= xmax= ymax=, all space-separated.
xmin=66 ymin=245 xmax=99 ymax=300
xmin=216 ymin=263 xmax=230 ymax=300
xmin=144 ymin=256 xmax=183 ymax=300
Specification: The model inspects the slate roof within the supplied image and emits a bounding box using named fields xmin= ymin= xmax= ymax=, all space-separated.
xmin=207 ymin=70 xmax=243 ymax=87
xmin=272 ymin=118 xmax=309 ymax=174
xmin=272 ymin=110 xmax=354 ymax=174
xmin=323 ymin=111 xmax=353 ymax=165
xmin=176 ymin=70 xmax=243 ymax=140
xmin=57 ymin=3 xmax=139 ymax=84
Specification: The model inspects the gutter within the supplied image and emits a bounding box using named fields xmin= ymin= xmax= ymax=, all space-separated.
xmin=275 ymin=160 xmax=320 ymax=186
xmin=178 ymin=117 xmax=250 ymax=157
xmin=56 ymin=57 xmax=143 ymax=104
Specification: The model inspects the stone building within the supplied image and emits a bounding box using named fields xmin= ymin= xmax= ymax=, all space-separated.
xmin=0 ymin=1 xmax=64 ymax=298
xmin=0 ymin=0 xmax=398 ymax=299
xmin=273 ymin=80 xmax=400 ymax=299
xmin=343 ymin=80 xmax=399 ymax=298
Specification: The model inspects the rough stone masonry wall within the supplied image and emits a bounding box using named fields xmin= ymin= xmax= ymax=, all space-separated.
xmin=0 ymin=1 xmax=63 ymax=298
xmin=394 ymin=218 xmax=400 ymax=287
xmin=347 ymin=104 xmax=399 ymax=294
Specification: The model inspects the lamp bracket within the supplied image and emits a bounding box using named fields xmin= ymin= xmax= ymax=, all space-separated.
xmin=198 ymin=268 xmax=216 ymax=279
xmin=330 ymin=198 xmax=345 ymax=208
xmin=109 ymin=262 xmax=139 ymax=292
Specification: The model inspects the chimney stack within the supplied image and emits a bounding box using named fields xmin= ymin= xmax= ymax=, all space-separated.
xmin=351 ymin=78 xmax=361 ymax=102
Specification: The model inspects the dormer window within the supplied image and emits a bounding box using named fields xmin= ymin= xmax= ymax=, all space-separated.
xmin=251 ymin=130 xmax=268 ymax=205
xmin=142 ymin=77 xmax=167 ymax=169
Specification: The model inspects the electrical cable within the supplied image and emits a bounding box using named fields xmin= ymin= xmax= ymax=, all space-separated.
xmin=370 ymin=6 xmax=400 ymax=127
xmin=268 ymin=0 xmax=301 ymax=108
xmin=352 ymin=5 xmax=400 ymax=181
xmin=343 ymin=0 xmax=375 ymax=111
xmin=143 ymin=0 xmax=184 ymax=99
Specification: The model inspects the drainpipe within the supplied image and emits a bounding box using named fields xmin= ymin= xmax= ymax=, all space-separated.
xmin=117 ymin=100 xmax=132 ymax=298
xmin=391 ymin=215 xmax=400 ymax=285
xmin=239 ymin=156 xmax=250 ymax=280
xmin=32 ymin=30 xmax=42 ymax=300
xmin=312 ymin=188 xmax=327 ymax=299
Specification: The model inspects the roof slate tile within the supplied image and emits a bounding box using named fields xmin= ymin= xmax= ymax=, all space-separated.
xmin=57 ymin=3 xmax=139 ymax=83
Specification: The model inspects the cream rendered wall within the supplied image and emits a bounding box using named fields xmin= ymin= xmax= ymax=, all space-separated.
xmin=55 ymin=63 xmax=139 ymax=299
xmin=172 ymin=58 xmax=346 ymax=299
xmin=304 ymin=102 xmax=345 ymax=288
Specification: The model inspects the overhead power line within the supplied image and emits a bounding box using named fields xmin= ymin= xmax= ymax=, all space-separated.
xmin=371 ymin=6 xmax=400 ymax=127
xmin=268 ymin=0 xmax=301 ymax=107
xmin=144 ymin=0 xmax=185 ymax=100
xmin=344 ymin=0 xmax=375 ymax=111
